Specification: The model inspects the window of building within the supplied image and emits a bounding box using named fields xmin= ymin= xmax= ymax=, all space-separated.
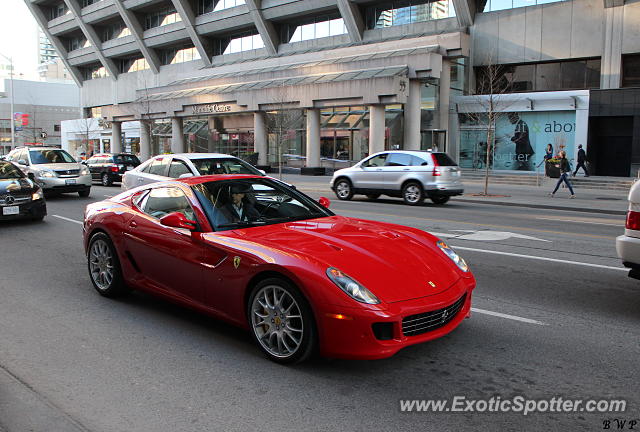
xmin=49 ymin=2 xmax=69 ymax=20
xmin=66 ymin=36 xmax=91 ymax=52
xmin=81 ymin=0 xmax=102 ymax=7
xmin=160 ymin=46 xmax=201 ymax=65
xmin=622 ymin=54 xmax=640 ymax=88
xmin=81 ymin=65 xmax=108 ymax=80
xmin=474 ymin=58 xmax=601 ymax=93
xmin=198 ymin=0 xmax=246 ymax=14
xmin=214 ymin=32 xmax=264 ymax=55
xmin=119 ymin=57 xmax=150 ymax=73
xmin=144 ymin=7 xmax=182 ymax=30
xmin=483 ymin=0 xmax=569 ymax=12
xmin=365 ymin=0 xmax=456 ymax=29
xmin=281 ymin=16 xmax=348 ymax=43
xmin=102 ymin=22 xmax=131 ymax=41
xmin=54 ymin=124 xmax=61 ymax=132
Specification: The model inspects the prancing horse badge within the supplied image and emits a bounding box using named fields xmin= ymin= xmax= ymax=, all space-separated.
xmin=233 ymin=256 xmax=241 ymax=269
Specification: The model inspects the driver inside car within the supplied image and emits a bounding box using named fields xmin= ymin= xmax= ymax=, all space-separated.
xmin=221 ymin=183 xmax=260 ymax=222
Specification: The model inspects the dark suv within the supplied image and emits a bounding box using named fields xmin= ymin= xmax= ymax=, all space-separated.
xmin=84 ymin=153 xmax=141 ymax=186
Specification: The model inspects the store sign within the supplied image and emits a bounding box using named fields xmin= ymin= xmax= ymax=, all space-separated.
xmin=192 ymin=104 xmax=233 ymax=114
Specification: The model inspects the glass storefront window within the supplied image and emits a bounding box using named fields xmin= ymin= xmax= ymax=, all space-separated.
xmin=151 ymin=120 xmax=171 ymax=155
xmin=622 ymin=54 xmax=640 ymax=88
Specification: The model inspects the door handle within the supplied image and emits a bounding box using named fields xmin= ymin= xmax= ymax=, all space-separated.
xmin=138 ymin=177 xmax=144 ymax=182
xmin=403 ymin=168 xmax=410 ymax=171
xmin=129 ymin=221 xmax=137 ymax=228
xmin=376 ymin=168 xmax=382 ymax=171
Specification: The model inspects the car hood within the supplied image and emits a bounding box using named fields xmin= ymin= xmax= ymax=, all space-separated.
xmin=0 ymin=177 xmax=37 ymax=195
xmin=34 ymin=163 xmax=81 ymax=170
xmin=219 ymin=216 xmax=461 ymax=303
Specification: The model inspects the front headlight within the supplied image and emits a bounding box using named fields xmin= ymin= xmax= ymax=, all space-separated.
xmin=32 ymin=188 xmax=44 ymax=201
xmin=326 ymin=267 xmax=380 ymax=304
xmin=80 ymin=166 xmax=90 ymax=175
xmin=38 ymin=170 xmax=54 ymax=178
xmin=436 ymin=240 xmax=469 ymax=272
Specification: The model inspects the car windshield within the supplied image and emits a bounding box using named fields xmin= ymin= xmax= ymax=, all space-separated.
xmin=114 ymin=154 xmax=140 ymax=164
xmin=192 ymin=178 xmax=333 ymax=231
xmin=191 ymin=158 xmax=262 ymax=176
xmin=29 ymin=149 xmax=76 ymax=164
xmin=0 ymin=162 xmax=24 ymax=179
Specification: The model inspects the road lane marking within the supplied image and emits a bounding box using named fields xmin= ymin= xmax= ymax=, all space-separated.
xmin=52 ymin=215 xmax=83 ymax=225
xmin=430 ymin=230 xmax=550 ymax=242
xmin=534 ymin=215 xmax=623 ymax=226
xmin=452 ymin=245 xmax=627 ymax=271
xmin=103 ymin=195 xmax=114 ymax=198
xmin=471 ymin=308 xmax=546 ymax=325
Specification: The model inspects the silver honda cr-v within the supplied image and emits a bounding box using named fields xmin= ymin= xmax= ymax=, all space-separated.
xmin=329 ymin=150 xmax=463 ymax=205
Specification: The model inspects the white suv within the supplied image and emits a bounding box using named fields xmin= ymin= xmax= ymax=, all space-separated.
xmin=330 ymin=151 xmax=463 ymax=205
xmin=616 ymin=180 xmax=640 ymax=279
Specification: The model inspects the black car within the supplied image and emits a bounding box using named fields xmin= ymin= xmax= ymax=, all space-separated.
xmin=84 ymin=153 xmax=141 ymax=186
xmin=0 ymin=161 xmax=46 ymax=221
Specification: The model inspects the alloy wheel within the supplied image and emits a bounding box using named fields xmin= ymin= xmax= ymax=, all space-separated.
xmin=89 ymin=239 xmax=114 ymax=291
xmin=403 ymin=184 xmax=422 ymax=205
xmin=251 ymin=285 xmax=304 ymax=359
xmin=335 ymin=180 xmax=352 ymax=200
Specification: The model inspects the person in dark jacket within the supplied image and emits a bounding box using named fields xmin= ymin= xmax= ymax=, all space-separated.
xmin=549 ymin=151 xmax=575 ymax=198
xmin=573 ymin=144 xmax=589 ymax=176
xmin=222 ymin=183 xmax=260 ymax=222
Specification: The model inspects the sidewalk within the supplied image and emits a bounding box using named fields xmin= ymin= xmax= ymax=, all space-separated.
xmin=277 ymin=173 xmax=631 ymax=216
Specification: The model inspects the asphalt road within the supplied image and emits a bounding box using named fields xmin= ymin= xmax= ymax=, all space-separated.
xmin=0 ymin=183 xmax=638 ymax=432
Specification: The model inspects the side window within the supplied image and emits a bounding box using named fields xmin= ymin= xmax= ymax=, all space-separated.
xmin=168 ymin=159 xmax=193 ymax=178
xmin=147 ymin=158 xmax=169 ymax=176
xmin=142 ymin=187 xmax=196 ymax=222
xmin=411 ymin=156 xmax=430 ymax=166
xmin=385 ymin=153 xmax=412 ymax=167
xmin=363 ymin=154 xmax=388 ymax=167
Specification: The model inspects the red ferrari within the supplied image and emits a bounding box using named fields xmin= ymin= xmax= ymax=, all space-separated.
xmin=83 ymin=175 xmax=475 ymax=363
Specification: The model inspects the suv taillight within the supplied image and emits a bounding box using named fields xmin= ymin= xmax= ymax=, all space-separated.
xmin=431 ymin=154 xmax=441 ymax=176
xmin=110 ymin=165 xmax=119 ymax=173
xmin=432 ymin=167 xmax=441 ymax=176
xmin=626 ymin=211 xmax=640 ymax=230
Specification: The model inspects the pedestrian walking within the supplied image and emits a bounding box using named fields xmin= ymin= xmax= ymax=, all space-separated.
xmin=573 ymin=144 xmax=589 ymax=176
xmin=549 ymin=150 xmax=575 ymax=198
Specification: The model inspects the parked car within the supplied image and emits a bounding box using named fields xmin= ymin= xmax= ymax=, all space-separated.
xmin=121 ymin=153 xmax=265 ymax=190
xmin=83 ymin=174 xmax=475 ymax=363
xmin=84 ymin=153 xmax=141 ymax=186
xmin=330 ymin=150 xmax=464 ymax=205
xmin=616 ymin=180 xmax=640 ymax=280
xmin=5 ymin=146 xmax=91 ymax=197
xmin=0 ymin=160 xmax=46 ymax=221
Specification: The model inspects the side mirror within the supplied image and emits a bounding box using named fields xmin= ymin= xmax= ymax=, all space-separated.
xmin=318 ymin=197 xmax=331 ymax=209
xmin=258 ymin=169 xmax=266 ymax=176
xmin=81 ymin=160 xmax=87 ymax=165
xmin=178 ymin=173 xmax=194 ymax=179
xmin=18 ymin=159 xmax=28 ymax=166
xmin=160 ymin=212 xmax=197 ymax=231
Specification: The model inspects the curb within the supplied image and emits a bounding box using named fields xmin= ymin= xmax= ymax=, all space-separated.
xmin=453 ymin=198 xmax=627 ymax=216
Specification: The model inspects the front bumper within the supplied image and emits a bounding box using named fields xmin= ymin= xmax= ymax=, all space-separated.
xmin=38 ymin=174 xmax=92 ymax=192
xmin=316 ymin=276 xmax=475 ymax=360
xmin=0 ymin=199 xmax=46 ymax=221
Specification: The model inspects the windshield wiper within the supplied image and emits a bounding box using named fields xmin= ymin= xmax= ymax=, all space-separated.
xmin=216 ymin=220 xmax=268 ymax=228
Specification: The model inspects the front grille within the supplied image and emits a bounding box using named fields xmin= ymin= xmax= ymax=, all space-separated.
xmin=402 ymin=294 xmax=467 ymax=337
xmin=55 ymin=169 xmax=80 ymax=177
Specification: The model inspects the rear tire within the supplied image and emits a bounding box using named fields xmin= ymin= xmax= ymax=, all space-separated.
xmin=101 ymin=173 xmax=112 ymax=187
xmin=87 ymin=233 xmax=129 ymax=298
xmin=402 ymin=182 xmax=424 ymax=206
xmin=430 ymin=195 xmax=450 ymax=205
xmin=248 ymin=277 xmax=316 ymax=364
xmin=334 ymin=178 xmax=353 ymax=201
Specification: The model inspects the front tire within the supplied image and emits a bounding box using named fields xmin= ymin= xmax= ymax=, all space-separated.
xmin=334 ymin=178 xmax=353 ymax=201
xmin=87 ymin=233 xmax=128 ymax=298
xmin=402 ymin=182 xmax=424 ymax=206
xmin=101 ymin=173 xmax=112 ymax=187
xmin=248 ymin=278 xmax=316 ymax=364
xmin=79 ymin=188 xmax=91 ymax=198
xmin=430 ymin=195 xmax=450 ymax=205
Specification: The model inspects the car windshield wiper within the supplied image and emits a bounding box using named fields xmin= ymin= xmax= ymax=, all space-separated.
xmin=216 ymin=220 xmax=269 ymax=228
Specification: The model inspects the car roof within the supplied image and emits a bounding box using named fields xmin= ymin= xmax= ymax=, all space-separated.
xmin=177 ymin=174 xmax=264 ymax=186
xmin=19 ymin=146 xmax=64 ymax=150
xmin=169 ymin=153 xmax=238 ymax=160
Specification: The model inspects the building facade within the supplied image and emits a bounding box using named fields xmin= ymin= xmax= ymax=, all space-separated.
xmin=0 ymin=79 xmax=80 ymax=155
xmin=22 ymin=0 xmax=640 ymax=175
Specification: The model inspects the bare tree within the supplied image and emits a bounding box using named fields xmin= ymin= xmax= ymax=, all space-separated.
xmin=466 ymin=56 xmax=519 ymax=195
xmin=265 ymin=84 xmax=303 ymax=180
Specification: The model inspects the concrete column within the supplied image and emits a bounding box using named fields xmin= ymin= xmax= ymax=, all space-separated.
xmin=305 ymin=109 xmax=321 ymax=167
xmin=439 ymin=59 xmax=451 ymax=152
xmin=254 ymin=111 xmax=268 ymax=165
xmin=111 ymin=121 xmax=122 ymax=153
xmin=171 ymin=117 xmax=185 ymax=154
xmin=139 ymin=120 xmax=151 ymax=161
xmin=403 ymin=80 xmax=422 ymax=150
xmin=601 ymin=5 xmax=624 ymax=89
xmin=368 ymin=104 xmax=385 ymax=155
